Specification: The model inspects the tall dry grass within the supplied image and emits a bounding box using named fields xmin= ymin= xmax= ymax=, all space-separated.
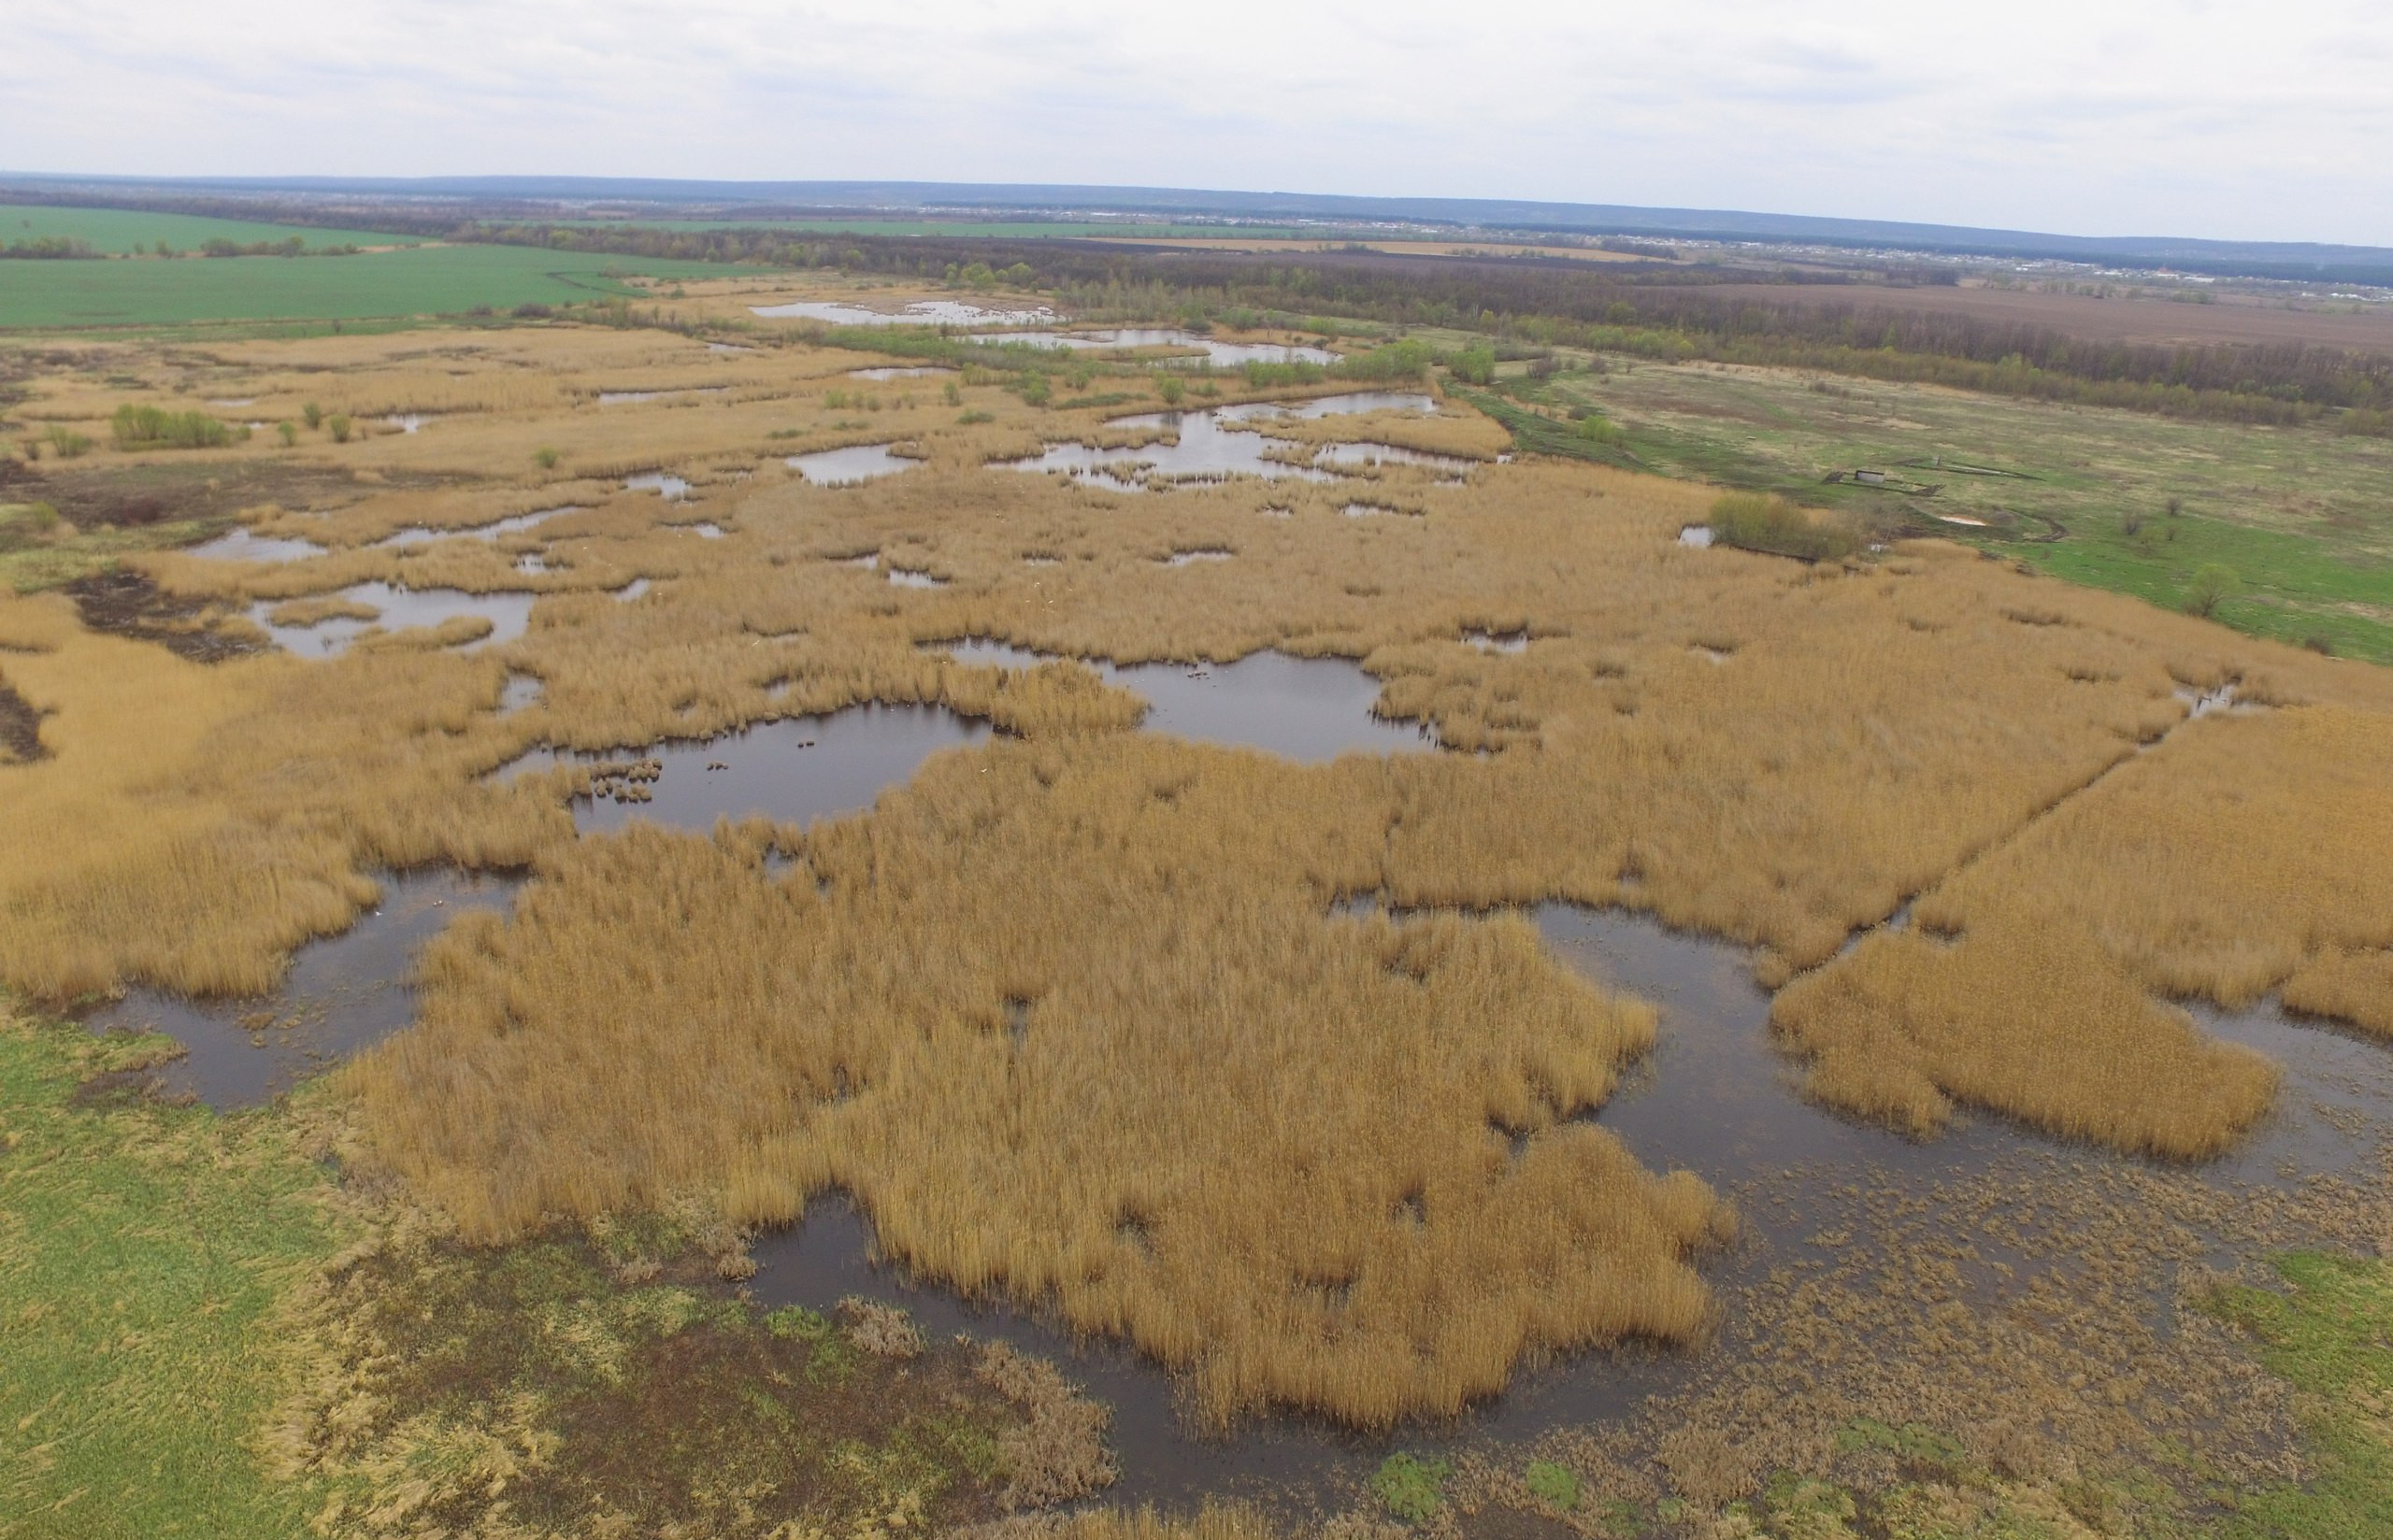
xmin=353 ymin=737 xmax=1725 ymax=1428
xmin=9 ymin=321 xmax=2392 ymax=1424
xmin=0 ymin=590 xmax=560 ymax=999
xmin=1775 ymin=705 xmax=2393 ymax=1154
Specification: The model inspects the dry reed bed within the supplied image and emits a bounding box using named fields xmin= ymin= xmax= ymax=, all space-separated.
xmin=7 ymin=322 xmax=2393 ymax=1424
xmin=355 ymin=741 xmax=1726 ymax=1427
xmin=1775 ymin=703 xmax=2393 ymax=1153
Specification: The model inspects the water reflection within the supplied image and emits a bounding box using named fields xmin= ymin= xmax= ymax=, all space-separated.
xmin=967 ymin=329 xmax=1337 ymax=367
xmin=188 ymin=529 xmax=324 ymax=563
xmin=84 ymin=868 xmax=521 ymax=1107
xmin=752 ymin=299 xmax=1055 ymax=325
xmin=947 ymin=641 xmax=1433 ymax=762
xmin=248 ymin=582 xmax=535 ymax=657
xmin=788 ymin=445 xmax=917 ymax=486
xmin=504 ymin=705 xmax=989 ymax=835
xmin=377 ymin=507 xmax=577 ymax=548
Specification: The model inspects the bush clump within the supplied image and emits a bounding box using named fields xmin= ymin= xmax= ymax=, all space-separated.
xmin=1372 ymin=1452 xmax=1451 ymax=1525
xmin=1708 ymin=492 xmax=1861 ymax=562
xmin=109 ymin=405 xmax=238 ymax=449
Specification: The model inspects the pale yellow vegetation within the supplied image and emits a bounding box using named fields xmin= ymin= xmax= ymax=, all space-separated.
xmin=6 ymin=318 xmax=2390 ymax=1427
xmin=1775 ymin=703 xmax=2393 ymax=1153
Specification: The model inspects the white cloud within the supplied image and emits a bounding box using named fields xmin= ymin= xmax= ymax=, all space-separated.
xmin=2 ymin=0 xmax=2387 ymax=243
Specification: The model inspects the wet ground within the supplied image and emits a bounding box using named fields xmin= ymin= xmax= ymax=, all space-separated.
xmin=788 ymin=445 xmax=918 ymax=486
xmin=187 ymin=528 xmax=326 ymax=563
xmin=379 ymin=507 xmax=576 ymax=548
xmin=967 ymin=329 xmax=1338 ymax=368
xmin=64 ymin=569 xmax=264 ymax=663
xmin=947 ymin=641 xmax=1437 ymax=761
xmin=503 ymin=705 xmax=990 ymax=835
xmin=746 ymin=899 xmax=2393 ymax=1510
xmin=84 ymin=868 xmax=522 ymax=1105
xmin=752 ymin=299 xmax=1055 ymax=326
xmin=998 ymin=393 xmax=1443 ymax=492
xmin=0 ymin=680 xmax=46 ymax=761
xmin=248 ymin=582 xmax=535 ymax=657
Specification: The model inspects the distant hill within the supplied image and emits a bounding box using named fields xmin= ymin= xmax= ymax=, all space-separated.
xmin=7 ymin=173 xmax=2390 ymax=283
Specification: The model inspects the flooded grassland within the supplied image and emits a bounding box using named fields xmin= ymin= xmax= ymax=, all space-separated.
xmin=3 ymin=291 xmax=2391 ymax=1539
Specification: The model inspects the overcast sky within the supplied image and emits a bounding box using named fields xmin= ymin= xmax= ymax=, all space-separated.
xmin=7 ymin=0 xmax=2389 ymax=245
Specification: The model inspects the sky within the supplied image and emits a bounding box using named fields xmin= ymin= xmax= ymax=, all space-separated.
xmin=7 ymin=0 xmax=2391 ymax=245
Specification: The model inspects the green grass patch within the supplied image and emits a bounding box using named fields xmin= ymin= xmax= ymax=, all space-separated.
xmin=1469 ymin=346 xmax=2393 ymax=665
xmin=0 ymin=244 xmax=729 ymax=329
xmin=2206 ymin=1253 xmax=2393 ymax=1539
xmin=2012 ymin=509 xmax=2393 ymax=663
xmin=0 ymin=204 xmax=419 ymax=257
xmin=0 ymin=1011 xmax=352 ymax=1539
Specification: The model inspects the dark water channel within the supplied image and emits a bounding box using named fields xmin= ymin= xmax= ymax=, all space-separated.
xmin=745 ymin=900 xmax=2393 ymax=1510
xmin=247 ymin=582 xmax=535 ymax=657
xmin=84 ymin=868 xmax=521 ymax=1106
xmin=504 ymin=705 xmax=989 ymax=835
xmin=947 ymin=640 xmax=1436 ymax=761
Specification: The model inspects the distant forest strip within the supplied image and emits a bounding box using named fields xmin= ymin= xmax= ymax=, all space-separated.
xmin=514 ymin=223 xmax=2393 ymax=428
xmin=11 ymin=192 xmax=2393 ymax=429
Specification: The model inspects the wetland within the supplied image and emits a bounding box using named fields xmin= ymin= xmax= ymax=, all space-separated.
xmin=4 ymin=274 xmax=2391 ymax=1540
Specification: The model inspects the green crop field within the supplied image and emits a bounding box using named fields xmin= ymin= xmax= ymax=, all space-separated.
xmin=1453 ymin=340 xmax=2393 ymax=663
xmin=0 ymin=203 xmax=421 ymax=255
xmin=556 ymin=217 xmax=1317 ymax=240
xmin=0 ymin=241 xmax=733 ymax=329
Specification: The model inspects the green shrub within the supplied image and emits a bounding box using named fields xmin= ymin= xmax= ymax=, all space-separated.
xmin=44 ymin=427 xmax=93 ymax=459
xmin=2183 ymin=563 xmax=2238 ymax=619
xmin=534 ymin=447 xmax=562 ymax=469
xmin=109 ymin=405 xmax=236 ymax=449
xmin=277 ymin=421 xmax=298 ymax=448
xmin=303 ymin=402 xmax=322 ymax=429
xmin=1157 ymin=376 xmax=1185 ymax=406
xmin=1708 ymin=492 xmax=1861 ymax=562
xmin=1448 ymin=345 xmax=1497 ymax=386
xmin=1372 ymin=1452 xmax=1451 ymax=1525
xmin=956 ymin=410 xmax=994 ymax=425
xmin=327 ymin=415 xmax=352 ymax=444
xmin=942 ymin=380 xmax=962 ymax=407
xmin=1525 ymin=1459 xmax=1581 ymax=1511
xmin=1335 ymin=339 xmax=1433 ymax=383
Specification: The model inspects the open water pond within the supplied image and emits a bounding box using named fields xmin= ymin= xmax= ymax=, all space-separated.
xmin=248 ymin=582 xmax=534 ymax=657
xmin=788 ymin=444 xmax=917 ymax=485
xmin=850 ymin=366 xmax=953 ymax=380
xmin=377 ymin=506 xmax=576 ymax=548
xmin=947 ymin=641 xmax=1434 ymax=761
xmin=187 ymin=528 xmax=325 ymax=563
xmin=967 ymin=329 xmax=1337 ymax=367
xmin=84 ymin=868 xmax=520 ymax=1107
xmin=506 ymin=705 xmax=988 ymax=835
xmin=751 ymin=298 xmax=1055 ymax=325
xmin=999 ymin=393 xmax=1449 ymax=492
xmin=624 ymin=472 xmax=691 ymax=499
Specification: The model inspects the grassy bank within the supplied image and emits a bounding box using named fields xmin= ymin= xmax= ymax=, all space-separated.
xmin=0 ymin=1004 xmax=1113 ymax=1537
xmin=0 ymin=244 xmax=727 ymax=329
xmin=0 ymin=1010 xmax=347 ymax=1539
xmin=1448 ymin=346 xmax=2393 ymax=663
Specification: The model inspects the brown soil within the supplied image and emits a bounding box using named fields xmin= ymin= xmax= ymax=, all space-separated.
xmin=1669 ymin=282 xmax=2393 ymax=352
xmin=30 ymin=459 xmax=423 ymax=532
xmin=62 ymin=568 xmax=262 ymax=663
xmin=0 ymin=679 xmax=43 ymax=761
